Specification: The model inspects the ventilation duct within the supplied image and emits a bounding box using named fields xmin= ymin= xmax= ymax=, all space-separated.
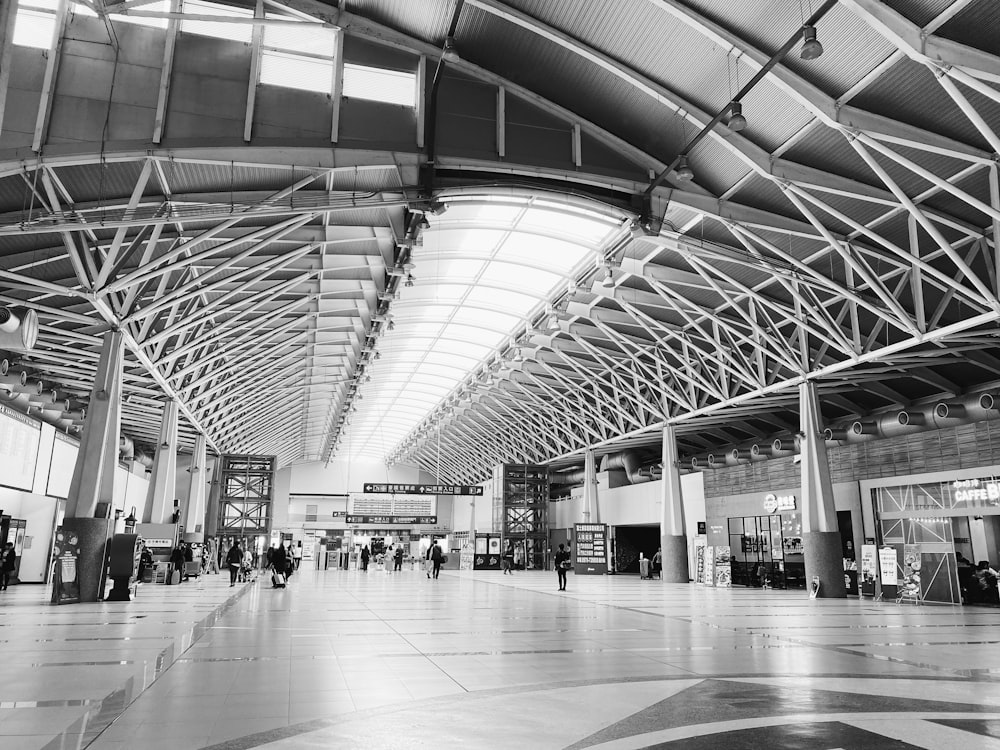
xmin=133 ymin=450 xmax=154 ymax=468
xmin=728 ymin=448 xmax=753 ymax=465
xmin=600 ymin=451 xmax=653 ymax=483
xmin=0 ymin=308 xmax=39 ymax=352
xmin=120 ymin=436 xmax=135 ymax=461
xmin=0 ymin=366 xmax=25 ymax=391
xmin=551 ymin=468 xmax=586 ymax=487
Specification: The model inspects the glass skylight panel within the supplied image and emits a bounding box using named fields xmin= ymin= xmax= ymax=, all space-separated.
xmin=107 ymin=0 xmax=168 ymax=28
xmin=263 ymin=23 xmax=335 ymax=55
xmin=449 ymin=307 xmax=520 ymax=329
xmin=260 ymin=51 xmax=333 ymax=94
xmin=342 ymin=63 xmax=416 ymax=107
xmin=13 ymin=9 xmax=55 ymax=48
xmin=499 ymin=233 xmax=591 ymax=267
xmin=181 ymin=0 xmax=253 ymax=42
xmin=479 ymin=262 xmax=561 ymax=295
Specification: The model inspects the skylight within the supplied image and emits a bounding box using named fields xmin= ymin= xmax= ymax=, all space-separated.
xmin=13 ymin=0 xmax=59 ymax=49
xmin=337 ymin=194 xmax=624 ymax=463
xmin=342 ymin=63 xmax=417 ymax=106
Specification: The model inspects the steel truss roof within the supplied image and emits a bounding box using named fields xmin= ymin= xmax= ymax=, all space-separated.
xmin=0 ymin=0 xmax=999 ymax=479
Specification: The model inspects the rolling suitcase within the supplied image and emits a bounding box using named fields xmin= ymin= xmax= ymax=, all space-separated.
xmin=271 ymin=571 xmax=286 ymax=588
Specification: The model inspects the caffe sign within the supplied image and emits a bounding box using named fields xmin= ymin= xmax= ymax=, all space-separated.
xmin=763 ymin=493 xmax=796 ymax=513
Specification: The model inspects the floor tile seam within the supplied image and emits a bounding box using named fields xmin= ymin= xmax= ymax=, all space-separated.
xmin=57 ymin=583 xmax=257 ymax=750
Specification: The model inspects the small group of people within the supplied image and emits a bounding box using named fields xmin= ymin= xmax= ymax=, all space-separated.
xmin=501 ymin=541 xmax=525 ymax=574
xmin=425 ymin=539 xmax=443 ymax=579
xmin=957 ymin=552 xmax=1000 ymax=604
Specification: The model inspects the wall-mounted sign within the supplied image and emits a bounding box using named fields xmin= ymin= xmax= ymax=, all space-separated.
xmin=346 ymin=515 xmax=437 ymax=525
xmin=763 ymin=493 xmax=796 ymax=513
xmin=951 ymin=479 xmax=1000 ymax=505
xmin=332 ymin=511 xmax=346 ymax=518
xmin=696 ymin=521 xmax=706 ymax=535
xmin=143 ymin=538 xmax=174 ymax=549
xmin=362 ymin=483 xmax=483 ymax=496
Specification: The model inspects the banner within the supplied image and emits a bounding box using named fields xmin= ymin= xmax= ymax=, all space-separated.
xmin=50 ymin=528 xmax=81 ymax=605
xmin=702 ymin=546 xmax=715 ymax=587
xmin=860 ymin=544 xmax=877 ymax=596
xmin=573 ymin=523 xmax=608 ymax=575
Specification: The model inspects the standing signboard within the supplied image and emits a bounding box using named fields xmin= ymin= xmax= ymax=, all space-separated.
xmin=573 ymin=523 xmax=608 ymax=575
xmin=50 ymin=527 xmax=81 ymax=605
xmin=879 ymin=545 xmax=898 ymax=599
xmin=702 ymin=546 xmax=716 ymax=587
xmin=860 ymin=544 xmax=877 ymax=597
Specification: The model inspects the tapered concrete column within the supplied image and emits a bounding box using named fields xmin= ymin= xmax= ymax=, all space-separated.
xmin=65 ymin=331 xmax=124 ymax=520
xmin=660 ymin=423 xmax=689 ymax=583
xmin=583 ymin=449 xmax=598 ymax=523
xmin=180 ymin=434 xmax=207 ymax=539
xmin=205 ymin=458 xmax=222 ymax=537
xmin=144 ymin=400 xmax=179 ymax=523
xmin=800 ymin=381 xmax=846 ymax=598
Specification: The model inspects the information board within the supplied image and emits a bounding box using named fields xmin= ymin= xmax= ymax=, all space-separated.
xmin=860 ymin=544 xmax=877 ymax=597
xmin=0 ymin=402 xmax=40 ymax=491
xmin=362 ymin=483 xmax=483 ymax=496
xmin=47 ymin=431 xmax=79 ymax=499
xmin=879 ymin=546 xmax=898 ymax=586
xmin=573 ymin=523 xmax=608 ymax=575
xmin=346 ymin=515 xmax=437 ymax=525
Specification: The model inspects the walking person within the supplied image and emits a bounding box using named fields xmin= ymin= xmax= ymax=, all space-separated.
xmin=270 ymin=543 xmax=288 ymax=588
xmin=1 ymin=541 xmax=17 ymax=591
xmin=394 ymin=544 xmax=404 ymax=572
xmin=292 ymin=542 xmax=302 ymax=570
xmin=502 ymin=541 xmax=514 ymax=575
xmin=430 ymin=540 xmax=444 ymax=579
xmin=361 ymin=545 xmax=370 ymax=571
xmin=555 ymin=543 xmax=570 ymax=591
xmin=225 ymin=540 xmax=242 ymax=587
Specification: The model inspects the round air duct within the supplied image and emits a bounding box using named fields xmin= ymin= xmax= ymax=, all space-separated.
xmin=0 ymin=308 xmax=39 ymax=352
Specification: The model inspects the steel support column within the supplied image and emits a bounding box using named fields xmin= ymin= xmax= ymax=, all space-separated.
xmin=660 ymin=423 xmax=689 ymax=583
xmin=583 ymin=448 xmax=598 ymax=524
xmin=144 ymin=400 xmax=179 ymax=524
xmin=799 ymin=380 xmax=846 ymax=598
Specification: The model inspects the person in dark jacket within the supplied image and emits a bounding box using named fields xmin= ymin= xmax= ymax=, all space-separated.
xmin=1 ymin=542 xmax=16 ymax=591
xmin=554 ymin=544 xmax=571 ymax=591
xmin=429 ymin=540 xmax=443 ymax=580
xmin=169 ymin=544 xmax=186 ymax=584
xmin=225 ymin=541 xmax=242 ymax=586
xmin=270 ymin=544 xmax=288 ymax=587
xmin=361 ymin=545 xmax=370 ymax=571
xmin=394 ymin=545 xmax=404 ymax=571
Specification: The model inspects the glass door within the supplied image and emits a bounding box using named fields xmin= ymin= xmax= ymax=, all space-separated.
xmin=729 ymin=515 xmax=785 ymax=589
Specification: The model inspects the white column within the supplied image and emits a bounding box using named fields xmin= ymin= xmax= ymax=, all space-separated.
xmin=660 ymin=423 xmax=689 ymax=583
xmin=181 ymin=434 xmax=207 ymax=537
xmin=583 ymin=449 xmax=598 ymax=523
xmin=144 ymin=400 xmax=179 ymax=523
xmin=65 ymin=331 xmax=123 ymax=519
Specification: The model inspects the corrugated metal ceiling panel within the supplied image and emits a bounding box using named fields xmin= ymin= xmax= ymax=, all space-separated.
xmin=54 ymin=160 xmax=144 ymax=204
xmin=348 ymin=0 xmax=456 ymax=43
xmin=850 ymin=57 xmax=989 ymax=151
xmin=938 ymin=0 xmax=1000 ymax=55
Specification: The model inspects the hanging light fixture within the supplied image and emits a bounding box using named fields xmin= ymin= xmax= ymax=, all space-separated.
xmin=800 ymin=25 xmax=824 ymax=60
xmin=601 ymin=264 xmax=615 ymax=288
xmin=442 ymin=36 xmax=460 ymax=63
xmin=675 ymin=155 xmax=694 ymax=181
xmin=404 ymin=274 xmax=415 ymax=288
xmin=727 ymin=101 xmax=747 ymax=131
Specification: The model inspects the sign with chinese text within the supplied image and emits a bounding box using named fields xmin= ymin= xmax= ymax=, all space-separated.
xmin=573 ymin=523 xmax=608 ymax=575
xmin=346 ymin=515 xmax=437 ymax=525
xmin=362 ymin=483 xmax=483 ymax=496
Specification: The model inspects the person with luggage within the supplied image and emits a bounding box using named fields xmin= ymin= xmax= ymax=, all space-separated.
xmin=394 ymin=545 xmax=404 ymax=572
xmin=555 ymin=543 xmax=571 ymax=591
xmin=169 ymin=544 xmax=186 ymax=584
xmin=651 ymin=547 xmax=663 ymax=580
xmin=270 ymin=543 xmax=288 ymax=588
xmin=225 ymin=540 xmax=242 ymax=587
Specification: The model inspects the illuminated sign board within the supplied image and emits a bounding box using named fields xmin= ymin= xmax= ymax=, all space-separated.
xmin=763 ymin=493 xmax=796 ymax=513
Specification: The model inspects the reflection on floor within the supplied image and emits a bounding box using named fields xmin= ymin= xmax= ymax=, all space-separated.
xmin=5 ymin=567 xmax=1000 ymax=749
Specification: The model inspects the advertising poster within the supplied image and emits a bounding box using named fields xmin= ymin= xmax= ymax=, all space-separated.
xmin=694 ymin=539 xmax=706 ymax=584
xmin=899 ymin=544 xmax=921 ymax=602
xmin=702 ymin=546 xmax=715 ymax=587
xmin=714 ymin=545 xmax=732 ymax=587
xmin=879 ymin=546 xmax=898 ymax=586
xmin=860 ymin=544 xmax=877 ymax=597
xmin=459 ymin=540 xmax=474 ymax=571
xmin=573 ymin=523 xmax=608 ymax=575
xmin=473 ymin=534 xmax=501 ymax=570
xmin=488 ymin=537 xmax=501 ymax=555
xmin=50 ymin=527 xmax=81 ymax=605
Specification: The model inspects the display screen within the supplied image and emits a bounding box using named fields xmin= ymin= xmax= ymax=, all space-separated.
xmin=47 ymin=432 xmax=79 ymax=499
xmin=0 ymin=402 xmax=41 ymax=491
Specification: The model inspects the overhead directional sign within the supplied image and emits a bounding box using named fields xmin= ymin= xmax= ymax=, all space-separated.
xmin=346 ymin=515 xmax=438 ymax=525
xmin=362 ymin=483 xmax=483 ymax=496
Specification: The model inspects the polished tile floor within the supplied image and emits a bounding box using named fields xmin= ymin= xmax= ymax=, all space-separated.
xmin=5 ymin=566 xmax=1000 ymax=749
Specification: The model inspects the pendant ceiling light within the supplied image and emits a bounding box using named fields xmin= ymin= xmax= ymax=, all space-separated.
xmin=675 ymin=155 xmax=694 ymax=181
xmin=800 ymin=25 xmax=824 ymax=60
xmin=727 ymin=101 xmax=747 ymax=131
xmin=601 ymin=264 xmax=615 ymax=288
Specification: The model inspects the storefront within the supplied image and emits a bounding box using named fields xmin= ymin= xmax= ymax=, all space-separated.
xmin=865 ymin=469 xmax=1000 ymax=605
xmin=707 ymin=483 xmax=862 ymax=593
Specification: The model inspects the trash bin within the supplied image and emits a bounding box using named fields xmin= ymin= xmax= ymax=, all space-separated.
xmin=639 ymin=558 xmax=650 ymax=579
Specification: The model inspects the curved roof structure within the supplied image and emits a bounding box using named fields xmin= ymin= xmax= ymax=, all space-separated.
xmin=0 ymin=0 xmax=999 ymax=480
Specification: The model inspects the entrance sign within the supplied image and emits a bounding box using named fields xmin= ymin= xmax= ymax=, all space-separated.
xmin=362 ymin=483 xmax=483 ymax=496
xmin=763 ymin=493 xmax=796 ymax=513
xmin=573 ymin=523 xmax=608 ymax=575
xmin=346 ymin=515 xmax=437 ymax=525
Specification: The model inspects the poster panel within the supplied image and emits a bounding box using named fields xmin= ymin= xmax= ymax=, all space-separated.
xmin=879 ymin=546 xmax=898 ymax=586
xmin=694 ymin=539 xmax=707 ymax=584
xmin=860 ymin=544 xmax=877 ymax=596
xmin=573 ymin=523 xmax=608 ymax=575
xmin=702 ymin=546 xmax=715 ymax=587
xmin=714 ymin=545 xmax=732 ymax=587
